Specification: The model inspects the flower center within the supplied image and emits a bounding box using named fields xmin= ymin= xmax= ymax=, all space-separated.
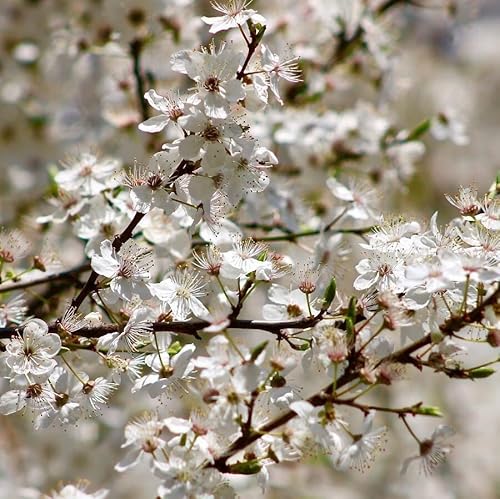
xmin=26 ymin=383 xmax=43 ymax=398
xmin=202 ymin=125 xmax=221 ymax=142
xmin=203 ymin=76 xmax=220 ymax=93
xmin=147 ymin=173 xmax=164 ymax=190
xmin=287 ymin=303 xmax=302 ymax=318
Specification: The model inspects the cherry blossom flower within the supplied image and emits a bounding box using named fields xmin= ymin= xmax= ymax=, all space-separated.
xmin=77 ymin=377 xmax=118 ymax=416
xmin=220 ymin=237 xmax=269 ymax=279
xmin=5 ymin=319 xmax=61 ymax=376
xmin=430 ymin=109 xmax=469 ymax=146
xmin=176 ymin=107 xmax=241 ymax=167
xmin=154 ymin=449 xmax=226 ymax=498
xmin=55 ymin=152 xmax=120 ymax=196
xmin=115 ymin=412 xmax=168 ymax=472
xmin=201 ymin=0 xmax=261 ymax=34
xmin=263 ymin=284 xmax=317 ymax=320
xmin=171 ymin=42 xmax=245 ymax=119
xmin=133 ymin=333 xmax=196 ymax=397
xmin=96 ymin=307 xmax=153 ymax=353
xmin=91 ymin=239 xmax=154 ymax=302
xmin=354 ymin=251 xmax=406 ymax=292
xmin=0 ymin=228 xmax=30 ymax=264
xmin=405 ymin=252 xmax=466 ymax=295
xmin=312 ymin=323 xmax=348 ymax=368
xmin=36 ymin=188 xmax=88 ymax=225
xmin=289 ymin=400 xmax=343 ymax=455
xmin=0 ymin=380 xmax=56 ymax=416
xmin=43 ymin=481 xmax=109 ymax=499
xmin=150 ymin=269 xmax=208 ymax=320
xmin=327 ymin=177 xmax=378 ymax=221
xmin=138 ymin=90 xmax=186 ymax=133
xmin=401 ymin=425 xmax=454 ymax=476
xmin=0 ymin=293 xmax=27 ymax=327
xmin=261 ymin=44 xmax=302 ymax=105
xmin=194 ymin=335 xmax=246 ymax=380
xmin=337 ymin=411 xmax=387 ymax=472
xmin=445 ymin=186 xmax=482 ymax=217
xmin=221 ymin=140 xmax=276 ymax=204
xmin=35 ymin=367 xmax=83 ymax=428
xmin=74 ymin=197 xmax=128 ymax=256
xmin=477 ymin=198 xmax=500 ymax=231
xmin=123 ymin=151 xmax=178 ymax=214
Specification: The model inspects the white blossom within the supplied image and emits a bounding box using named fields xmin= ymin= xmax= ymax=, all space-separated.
xmin=5 ymin=319 xmax=61 ymax=376
xmin=151 ymin=270 xmax=208 ymax=320
xmin=91 ymin=239 xmax=153 ymax=302
xmin=201 ymin=0 xmax=262 ymax=34
xmin=171 ymin=43 xmax=245 ymax=119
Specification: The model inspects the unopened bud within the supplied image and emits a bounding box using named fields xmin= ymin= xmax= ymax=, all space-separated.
xmin=33 ymin=255 xmax=46 ymax=272
xmin=203 ymin=388 xmax=219 ymax=404
xmin=487 ymin=329 xmax=500 ymax=347
xmin=468 ymin=367 xmax=495 ymax=379
xmin=415 ymin=405 xmax=443 ymax=417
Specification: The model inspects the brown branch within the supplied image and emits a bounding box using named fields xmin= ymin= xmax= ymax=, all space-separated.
xmin=333 ymin=399 xmax=428 ymax=417
xmin=0 ymin=263 xmax=90 ymax=294
xmin=237 ymin=23 xmax=265 ymax=80
xmin=0 ymin=315 xmax=322 ymax=340
xmin=253 ymin=226 xmax=374 ymax=243
xmin=130 ymin=38 xmax=149 ymax=122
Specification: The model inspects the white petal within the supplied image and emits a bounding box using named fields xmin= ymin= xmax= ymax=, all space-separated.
xmin=178 ymin=135 xmax=204 ymax=161
xmin=139 ymin=115 xmax=169 ymax=133
xmin=115 ymin=449 xmax=143 ymax=472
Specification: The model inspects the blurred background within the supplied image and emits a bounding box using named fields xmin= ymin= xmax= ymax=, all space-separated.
xmin=0 ymin=0 xmax=499 ymax=498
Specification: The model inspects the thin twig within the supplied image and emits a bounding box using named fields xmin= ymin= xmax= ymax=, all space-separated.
xmin=0 ymin=263 xmax=91 ymax=294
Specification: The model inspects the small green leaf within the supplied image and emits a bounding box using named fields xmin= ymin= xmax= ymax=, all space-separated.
xmin=228 ymin=459 xmax=262 ymax=475
xmin=320 ymin=277 xmax=337 ymax=312
xmin=289 ymin=339 xmax=311 ymax=351
xmin=250 ymin=340 xmax=268 ymax=362
xmin=167 ymin=341 xmax=182 ymax=356
xmin=406 ymin=118 xmax=431 ymax=142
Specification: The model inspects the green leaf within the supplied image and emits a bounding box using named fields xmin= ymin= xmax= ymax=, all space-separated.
xmin=250 ymin=340 xmax=268 ymax=362
xmin=320 ymin=277 xmax=337 ymax=312
xmin=228 ymin=459 xmax=262 ymax=475
xmin=406 ymin=118 xmax=431 ymax=142
xmin=167 ymin=341 xmax=182 ymax=356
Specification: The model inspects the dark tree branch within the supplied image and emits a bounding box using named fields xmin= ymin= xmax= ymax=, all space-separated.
xmin=130 ymin=38 xmax=149 ymax=122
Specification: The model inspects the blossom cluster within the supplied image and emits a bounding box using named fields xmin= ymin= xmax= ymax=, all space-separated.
xmin=0 ymin=1 xmax=498 ymax=498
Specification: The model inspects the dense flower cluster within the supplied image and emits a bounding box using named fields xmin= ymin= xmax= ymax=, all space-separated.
xmin=0 ymin=0 xmax=498 ymax=498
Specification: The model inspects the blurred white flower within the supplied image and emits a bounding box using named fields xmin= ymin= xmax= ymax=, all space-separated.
xmin=55 ymin=152 xmax=120 ymax=196
xmin=337 ymin=411 xmax=387 ymax=472
xmin=401 ymin=425 xmax=454 ymax=476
